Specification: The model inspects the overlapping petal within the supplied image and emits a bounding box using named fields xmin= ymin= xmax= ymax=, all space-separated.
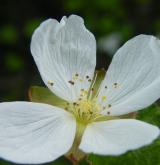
xmin=31 ymin=15 xmax=96 ymax=102
xmin=79 ymin=119 xmax=159 ymax=155
xmin=97 ymin=35 xmax=160 ymax=116
xmin=0 ymin=102 xmax=76 ymax=164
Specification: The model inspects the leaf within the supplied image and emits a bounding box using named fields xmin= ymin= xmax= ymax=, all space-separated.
xmin=87 ymin=104 xmax=160 ymax=165
xmin=0 ymin=160 xmax=13 ymax=165
xmin=28 ymin=86 xmax=67 ymax=108
xmin=50 ymin=157 xmax=71 ymax=165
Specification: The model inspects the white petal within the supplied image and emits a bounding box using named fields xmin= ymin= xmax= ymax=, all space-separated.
xmin=0 ymin=102 xmax=76 ymax=164
xmin=31 ymin=15 xmax=96 ymax=102
xmin=79 ymin=119 xmax=159 ymax=155
xmin=97 ymin=35 xmax=160 ymax=116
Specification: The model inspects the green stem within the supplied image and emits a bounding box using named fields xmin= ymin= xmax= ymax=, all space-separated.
xmin=66 ymin=122 xmax=86 ymax=163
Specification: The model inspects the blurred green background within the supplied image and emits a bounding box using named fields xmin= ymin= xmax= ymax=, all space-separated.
xmin=0 ymin=0 xmax=160 ymax=164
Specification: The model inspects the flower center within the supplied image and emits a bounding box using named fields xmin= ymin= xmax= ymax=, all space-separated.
xmin=66 ymin=99 xmax=103 ymax=124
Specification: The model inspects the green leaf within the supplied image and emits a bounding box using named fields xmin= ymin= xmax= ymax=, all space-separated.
xmin=29 ymin=86 xmax=67 ymax=108
xmin=0 ymin=160 xmax=13 ymax=165
xmin=50 ymin=157 xmax=71 ymax=165
xmin=87 ymin=104 xmax=160 ymax=165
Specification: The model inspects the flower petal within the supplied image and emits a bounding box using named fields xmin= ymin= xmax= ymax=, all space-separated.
xmin=79 ymin=119 xmax=159 ymax=155
xmin=0 ymin=102 xmax=76 ymax=164
xmin=31 ymin=15 xmax=96 ymax=102
xmin=97 ymin=35 xmax=160 ymax=116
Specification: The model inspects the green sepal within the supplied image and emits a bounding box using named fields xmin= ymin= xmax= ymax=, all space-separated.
xmin=28 ymin=86 xmax=67 ymax=108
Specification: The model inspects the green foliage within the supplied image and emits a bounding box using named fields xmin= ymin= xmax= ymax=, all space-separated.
xmin=24 ymin=19 xmax=43 ymax=37
xmin=4 ymin=52 xmax=25 ymax=72
xmin=0 ymin=25 xmax=18 ymax=44
xmin=65 ymin=0 xmax=133 ymax=39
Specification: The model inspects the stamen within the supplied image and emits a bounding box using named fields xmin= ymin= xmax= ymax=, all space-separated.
xmin=113 ymin=82 xmax=118 ymax=88
xmin=68 ymin=80 xmax=75 ymax=85
xmin=73 ymin=102 xmax=77 ymax=106
xmin=86 ymin=75 xmax=89 ymax=79
xmin=73 ymin=73 xmax=79 ymax=81
xmin=48 ymin=81 xmax=54 ymax=86
xmin=108 ymin=104 xmax=111 ymax=108
xmin=102 ymin=96 xmax=107 ymax=101
xmin=88 ymin=72 xmax=98 ymax=100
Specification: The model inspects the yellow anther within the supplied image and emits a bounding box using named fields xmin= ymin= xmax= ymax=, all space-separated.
xmin=102 ymin=96 xmax=106 ymax=101
xmin=79 ymin=79 xmax=83 ymax=82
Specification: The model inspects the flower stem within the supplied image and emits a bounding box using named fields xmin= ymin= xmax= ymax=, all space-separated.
xmin=66 ymin=122 xmax=86 ymax=163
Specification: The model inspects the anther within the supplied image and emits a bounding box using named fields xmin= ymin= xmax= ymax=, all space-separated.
xmin=86 ymin=75 xmax=89 ymax=79
xmin=48 ymin=81 xmax=54 ymax=86
xmin=108 ymin=104 xmax=111 ymax=108
xmin=73 ymin=102 xmax=77 ymax=106
xmin=68 ymin=80 xmax=74 ymax=85
xmin=105 ymin=86 xmax=107 ymax=89
xmin=113 ymin=82 xmax=118 ymax=88
xmin=88 ymin=79 xmax=92 ymax=82
xmin=102 ymin=96 xmax=106 ymax=101
xmin=75 ymin=73 xmax=79 ymax=77
xmin=107 ymin=111 xmax=110 ymax=115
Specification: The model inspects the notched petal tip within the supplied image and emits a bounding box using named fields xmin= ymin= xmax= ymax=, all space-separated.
xmin=30 ymin=14 xmax=96 ymax=102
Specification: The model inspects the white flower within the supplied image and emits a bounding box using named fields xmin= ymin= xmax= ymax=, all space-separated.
xmin=0 ymin=15 xmax=160 ymax=164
